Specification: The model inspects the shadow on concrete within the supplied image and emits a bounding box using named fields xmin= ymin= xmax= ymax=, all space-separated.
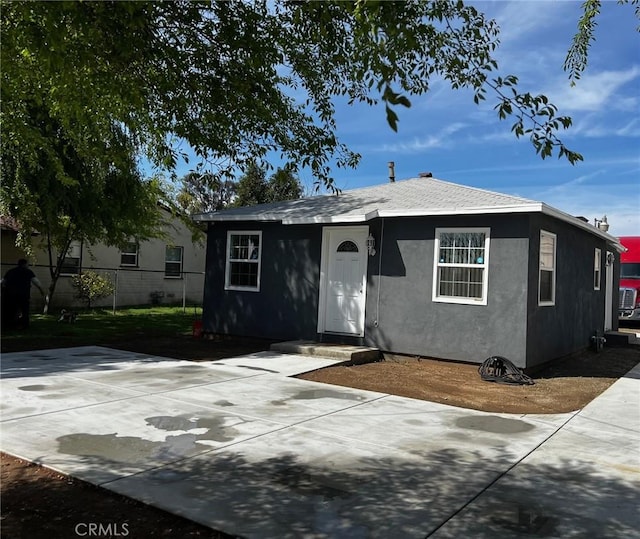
xmin=24 ymin=438 xmax=639 ymax=539
xmin=0 ymin=348 xmax=179 ymax=380
xmin=0 ymin=452 xmax=233 ymax=539
xmin=0 ymin=338 xmax=276 ymax=380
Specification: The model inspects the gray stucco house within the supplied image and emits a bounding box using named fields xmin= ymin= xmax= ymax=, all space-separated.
xmin=194 ymin=176 xmax=622 ymax=369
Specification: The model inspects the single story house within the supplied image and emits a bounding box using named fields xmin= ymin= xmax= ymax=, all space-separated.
xmin=194 ymin=176 xmax=622 ymax=369
xmin=1 ymin=207 xmax=206 ymax=311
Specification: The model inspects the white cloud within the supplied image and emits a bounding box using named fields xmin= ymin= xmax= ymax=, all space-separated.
xmin=617 ymin=118 xmax=640 ymax=137
xmin=509 ymin=168 xmax=640 ymax=236
xmin=474 ymin=129 xmax=519 ymax=144
xmin=374 ymin=136 xmax=443 ymax=153
xmin=371 ymin=122 xmax=467 ymax=153
xmin=572 ymin=117 xmax=640 ymax=138
xmin=545 ymin=196 xmax=640 ymax=237
xmin=443 ymin=156 xmax=639 ymax=178
xmin=537 ymin=171 xmax=603 ymax=197
xmin=547 ymin=66 xmax=640 ymax=112
xmin=483 ymin=0 xmax=576 ymax=76
xmin=489 ymin=0 xmax=575 ymax=44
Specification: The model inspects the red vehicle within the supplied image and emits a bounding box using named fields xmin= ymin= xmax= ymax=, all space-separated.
xmin=619 ymin=236 xmax=640 ymax=321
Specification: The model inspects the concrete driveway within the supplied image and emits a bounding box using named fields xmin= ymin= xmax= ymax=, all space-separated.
xmin=1 ymin=346 xmax=638 ymax=538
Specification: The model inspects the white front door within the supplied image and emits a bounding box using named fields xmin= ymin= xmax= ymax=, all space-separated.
xmin=318 ymin=227 xmax=368 ymax=336
xmin=604 ymin=251 xmax=614 ymax=331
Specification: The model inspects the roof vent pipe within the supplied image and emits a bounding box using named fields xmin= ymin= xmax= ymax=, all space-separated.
xmin=388 ymin=161 xmax=395 ymax=183
xmin=419 ymin=172 xmax=433 ymax=178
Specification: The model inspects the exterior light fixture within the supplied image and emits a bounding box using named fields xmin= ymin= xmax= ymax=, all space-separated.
xmin=594 ymin=215 xmax=610 ymax=233
xmin=367 ymin=233 xmax=376 ymax=256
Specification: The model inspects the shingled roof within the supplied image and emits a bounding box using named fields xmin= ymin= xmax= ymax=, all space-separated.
xmin=0 ymin=215 xmax=21 ymax=232
xmin=192 ymin=176 xmax=620 ymax=246
xmin=194 ymin=177 xmax=536 ymax=223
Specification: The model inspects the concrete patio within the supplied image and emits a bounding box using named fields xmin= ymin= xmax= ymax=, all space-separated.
xmin=1 ymin=346 xmax=638 ymax=538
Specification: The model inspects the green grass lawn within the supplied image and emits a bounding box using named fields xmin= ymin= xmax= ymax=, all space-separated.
xmin=1 ymin=306 xmax=202 ymax=352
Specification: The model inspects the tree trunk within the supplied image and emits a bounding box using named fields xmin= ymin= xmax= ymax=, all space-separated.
xmin=42 ymin=229 xmax=71 ymax=314
xmin=43 ymin=280 xmax=58 ymax=315
xmin=42 ymin=259 xmax=62 ymax=315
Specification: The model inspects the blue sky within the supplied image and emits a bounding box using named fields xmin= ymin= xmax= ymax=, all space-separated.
xmin=328 ymin=0 xmax=640 ymax=237
xmin=169 ymin=1 xmax=639 ymax=236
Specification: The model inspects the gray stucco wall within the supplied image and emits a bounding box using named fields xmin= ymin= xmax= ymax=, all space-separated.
xmin=363 ymin=215 xmax=530 ymax=367
xmin=525 ymin=215 xmax=616 ymax=368
xmin=202 ymin=222 xmax=322 ymax=340
xmin=202 ymin=213 xmax=618 ymax=369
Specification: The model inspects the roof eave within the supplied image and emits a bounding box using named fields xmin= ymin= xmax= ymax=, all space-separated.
xmin=193 ymin=203 xmax=625 ymax=252
xmin=193 ymin=213 xmax=282 ymax=223
xmin=377 ymin=203 xmax=544 ymax=219
xmin=540 ymin=204 xmax=625 ymax=252
xmin=282 ymin=213 xmax=373 ymax=225
xmin=268 ymin=205 xmax=545 ymax=225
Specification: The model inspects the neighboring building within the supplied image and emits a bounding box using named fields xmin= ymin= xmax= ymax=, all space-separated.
xmin=0 ymin=216 xmax=26 ymax=264
xmin=194 ymin=176 xmax=622 ymax=370
xmin=618 ymin=236 xmax=640 ymax=321
xmin=1 ymin=208 xmax=205 ymax=311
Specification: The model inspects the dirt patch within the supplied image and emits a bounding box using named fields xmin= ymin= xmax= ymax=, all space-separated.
xmin=0 ymin=453 xmax=232 ymax=539
xmin=105 ymin=333 xmax=276 ymax=362
xmin=1 ymin=332 xmax=276 ymax=360
xmin=2 ymin=332 xmax=638 ymax=537
xmin=299 ymin=346 xmax=640 ymax=414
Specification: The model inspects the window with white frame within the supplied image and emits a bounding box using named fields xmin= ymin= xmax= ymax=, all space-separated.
xmin=60 ymin=241 xmax=82 ymax=275
xmin=165 ymin=245 xmax=183 ymax=277
xmin=225 ymin=231 xmax=262 ymax=291
xmin=120 ymin=242 xmax=139 ymax=267
xmin=432 ymin=228 xmax=490 ymax=305
xmin=538 ymin=231 xmax=556 ymax=305
xmin=594 ymin=248 xmax=601 ymax=290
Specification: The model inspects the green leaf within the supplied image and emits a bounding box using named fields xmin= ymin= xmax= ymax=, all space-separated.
xmin=396 ymin=95 xmax=412 ymax=108
xmin=385 ymin=106 xmax=399 ymax=132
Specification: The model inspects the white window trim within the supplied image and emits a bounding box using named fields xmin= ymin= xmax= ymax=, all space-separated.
xmin=60 ymin=240 xmax=82 ymax=276
xmin=225 ymin=230 xmax=262 ymax=292
xmin=594 ymin=247 xmax=601 ymax=291
xmin=165 ymin=245 xmax=184 ymax=279
xmin=120 ymin=242 xmax=139 ymax=267
xmin=432 ymin=227 xmax=490 ymax=306
xmin=538 ymin=230 xmax=556 ymax=306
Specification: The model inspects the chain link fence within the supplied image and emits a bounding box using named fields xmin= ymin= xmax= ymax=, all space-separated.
xmin=1 ymin=263 xmax=205 ymax=314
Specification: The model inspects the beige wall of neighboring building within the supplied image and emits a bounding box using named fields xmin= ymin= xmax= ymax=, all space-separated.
xmin=1 ymin=230 xmax=24 ymax=265
xmin=1 ymin=210 xmax=206 ymax=311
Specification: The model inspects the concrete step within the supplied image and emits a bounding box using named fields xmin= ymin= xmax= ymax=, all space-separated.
xmin=270 ymin=340 xmax=381 ymax=364
xmin=608 ymin=329 xmax=640 ymax=346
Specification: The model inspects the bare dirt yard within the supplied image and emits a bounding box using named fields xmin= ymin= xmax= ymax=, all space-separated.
xmin=2 ymin=331 xmax=638 ymax=538
xmin=300 ymin=345 xmax=640 ymax=414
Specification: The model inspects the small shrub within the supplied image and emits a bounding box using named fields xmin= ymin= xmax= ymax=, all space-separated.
xmin=71 ymin=271 xmax=115 ymax=309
